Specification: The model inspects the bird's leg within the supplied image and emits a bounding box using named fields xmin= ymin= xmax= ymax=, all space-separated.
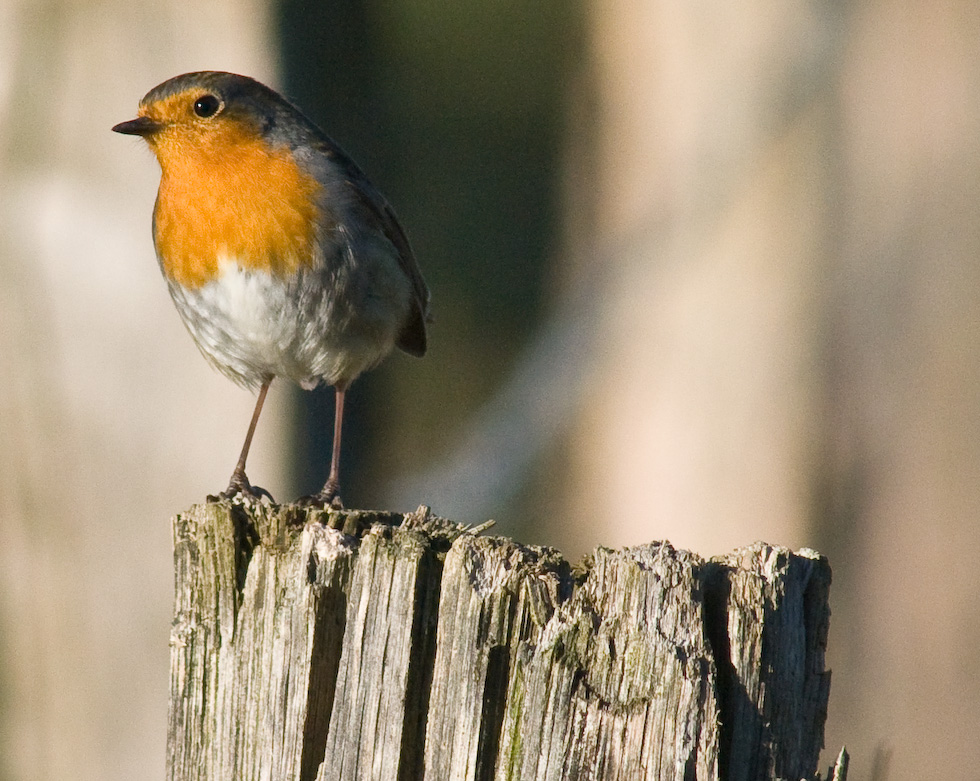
xmin=321 ymin=384 xmax=347 ymax=507
xmin=211 ymin=377 xmax=274 ymax=502
xmin=297 ymin=383 xmax=347 ymax=508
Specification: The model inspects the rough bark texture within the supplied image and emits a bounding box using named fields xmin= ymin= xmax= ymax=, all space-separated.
xmin=167 ymin=501 xmax=842 ymax=781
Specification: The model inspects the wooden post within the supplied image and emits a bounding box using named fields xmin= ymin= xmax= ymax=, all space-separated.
xmin=166 ymin=501 xmax=846 ymax=781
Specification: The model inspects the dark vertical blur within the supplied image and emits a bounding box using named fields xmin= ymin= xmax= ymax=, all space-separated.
xmin=276 ymin=0 xmax=583 ymax=514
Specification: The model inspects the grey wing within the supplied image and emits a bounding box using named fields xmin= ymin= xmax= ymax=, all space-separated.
xmin=351 ymin=177 xmax=430 ymax=357
xmin=310 ymin=136 xmax=430 ymax=357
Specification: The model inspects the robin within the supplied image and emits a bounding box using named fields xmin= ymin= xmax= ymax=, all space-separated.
xmin=113 ymin=71 xmax=429 ymax=506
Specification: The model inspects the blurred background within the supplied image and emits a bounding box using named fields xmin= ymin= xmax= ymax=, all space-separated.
xmin=1 ymin=0 xmax=978 ymax=778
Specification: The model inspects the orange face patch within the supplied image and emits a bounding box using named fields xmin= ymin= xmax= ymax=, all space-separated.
xmin=146 ymin=104 xmax=323 ymax=288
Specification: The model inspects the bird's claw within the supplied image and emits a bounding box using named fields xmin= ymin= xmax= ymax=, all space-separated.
xmin=295 ymin=487 xmax=343 ymax=509
xmin=208 ymin=471 xmax=274 ymax=504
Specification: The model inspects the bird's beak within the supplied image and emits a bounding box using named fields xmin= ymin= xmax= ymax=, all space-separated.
xmin=112 ymin=116 xmax=164 ymax=137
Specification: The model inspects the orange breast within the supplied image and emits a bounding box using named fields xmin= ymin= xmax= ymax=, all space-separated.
xmin=151 ymin=124 xmax=324 ymax=288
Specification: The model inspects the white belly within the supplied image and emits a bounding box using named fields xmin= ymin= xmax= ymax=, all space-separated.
xmin=167 ymin=260 xmax=406 ymax=390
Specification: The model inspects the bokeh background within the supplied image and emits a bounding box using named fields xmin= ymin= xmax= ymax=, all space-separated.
xmin=2 ymin=0 xmax=978 ymax=778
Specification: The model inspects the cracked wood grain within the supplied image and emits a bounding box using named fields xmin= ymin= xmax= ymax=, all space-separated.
xmin=166 ymin=502 xmax=840 ymax=781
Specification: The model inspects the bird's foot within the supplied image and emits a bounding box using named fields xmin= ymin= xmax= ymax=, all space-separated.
xmin=295 ymin=479 xmax=343 ymax=509
xmin=208 ymin=470 xmax=274 ymax=504
xmin=295 ymin=492 xmax=344 ymax=510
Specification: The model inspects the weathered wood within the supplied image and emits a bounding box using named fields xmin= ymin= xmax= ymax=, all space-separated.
xmin=168 ymin=502 xmax=357 ymax=781
xmin=318 ymin=510 xmax=450 ymax=780
xmin=423 ymin=535 xmax=570 ymax=780
xmin=500 ymin=544 xmax=720 ymax=781
xmin=704 ymin=545 xmax=832 ymax=781
xmin=167 ymin=501 xmax=842 ymax=781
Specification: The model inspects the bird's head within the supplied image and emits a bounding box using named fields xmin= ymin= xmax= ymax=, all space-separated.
xmin=112 ymin=71 xmax=294 ymax=167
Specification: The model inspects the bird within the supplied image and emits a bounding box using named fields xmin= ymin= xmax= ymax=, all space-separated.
xmin=113 ymin=71 xmax=429 ymax=507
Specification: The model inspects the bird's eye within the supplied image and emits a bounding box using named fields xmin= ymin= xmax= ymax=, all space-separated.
xmin=193 ymin=94 xmax=221 ymax=118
